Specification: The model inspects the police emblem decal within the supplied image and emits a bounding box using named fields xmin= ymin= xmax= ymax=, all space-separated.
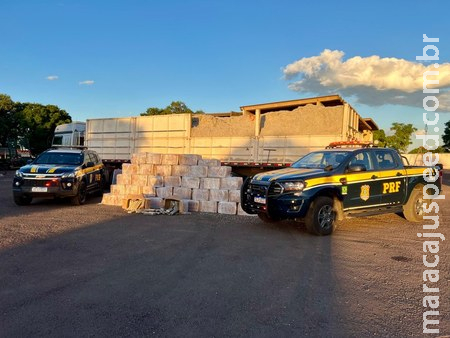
xmin=342 ymin=186 xmax=348 ymax=195
xmin=360 ymin=184 xmax=370 ymax=201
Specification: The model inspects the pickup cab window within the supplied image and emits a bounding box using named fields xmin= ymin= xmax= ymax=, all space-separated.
xmin=374 ymin=150 xmax=399 ymax=170
xmin=348 ymin=151 xmax=374 ymax=171
xmin=34 ymin=152 xmax=83 ymax=166
xmin=87 ymin=152 xmax=99 ymax=164
xmin=292 ymin=151 xmax=350 ymax=169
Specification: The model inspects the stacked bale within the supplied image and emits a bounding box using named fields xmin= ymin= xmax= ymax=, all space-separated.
xmin=101 ymin=153 xmax=249 ymax=215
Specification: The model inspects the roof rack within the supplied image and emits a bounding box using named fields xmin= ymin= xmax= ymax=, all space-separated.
xmin=326 ymin=141 xmax=374 ymax=149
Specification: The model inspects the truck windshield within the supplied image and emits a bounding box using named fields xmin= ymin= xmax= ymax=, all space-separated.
xmin=292 ymin=151 xmax=350 ymax=169
xmin=34 ymin=152 xmax=83 ymax=165
xmin=52 ymin=136 xmax=63 ymax=145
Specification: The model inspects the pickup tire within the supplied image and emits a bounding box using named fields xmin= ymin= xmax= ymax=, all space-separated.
xmin=258 ymin=213 xmax=280 ymax=223
xmin=305 ymin=196 xmax=337 ymax=236
xmin=403 ymin=187 xmax=428 ymax=222
xmin=71 ymin=181 xmax=87 ymax=205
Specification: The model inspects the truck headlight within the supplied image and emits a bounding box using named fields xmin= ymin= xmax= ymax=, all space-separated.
xmin=15 ymin=170 xmax=24 ymax=178
xmin=61 ymin=172 xmax=76 ymax=179
xmin=281 ymin=181 xmax=305 ymax=192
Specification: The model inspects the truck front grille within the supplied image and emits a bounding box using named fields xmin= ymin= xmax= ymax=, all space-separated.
xmin=248 ymin=181 xmax=283 ymax=197
xmin=268 ymin=183 xmax=283 ymax=195
xmin=23 ymin=179 xmax=48 ymax=187
xmin=22 ymin=179 xmax=60 ymax=188
xmin=249 ymin=183 xmax=268 ymax=195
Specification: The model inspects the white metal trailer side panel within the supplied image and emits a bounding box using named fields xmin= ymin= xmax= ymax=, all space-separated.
xmin=134 ymin=114 xmax=190 ymax=154
xmin=85 ymin=111 xmax=364 ymax=165
xmin=257 ymin=135 xmax=346 ymax=163
xmin=86 ymin=114 xmax=191 ymax=160
xmin=86 ymin=118 xmax=135 ymax=161
xmin=189 ymin=135 xmax=344 ymax=163
xmin=189 ymin=137 xmax=255 ymax=162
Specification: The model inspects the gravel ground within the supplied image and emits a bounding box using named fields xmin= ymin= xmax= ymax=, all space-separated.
xmin=0 ymin=170 xmax=449 ymax=337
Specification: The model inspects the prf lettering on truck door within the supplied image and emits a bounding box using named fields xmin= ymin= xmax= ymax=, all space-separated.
xmin=382 ymin=181 xmax=401 ymax=194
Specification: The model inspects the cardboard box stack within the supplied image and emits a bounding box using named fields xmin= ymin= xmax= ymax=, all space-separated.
xmin=101 ymin=153 xmax=250 ymax=215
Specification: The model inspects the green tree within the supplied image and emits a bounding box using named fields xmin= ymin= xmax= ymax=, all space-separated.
xmin=443 ymin=120 xmax=450 ymax=151
xmin=385 ymin=123 xmax=417 ymax=153
xmin=142 ymin=107 xmax=164 ymax=116
xmin=0 ymin=93 xmax=72 ymax=155
xmin=375 ymin=123 xmax=417 ymax=153
xmin=163 ymin=101 xmax=193 ymax=114
xmin=0 ymin=94 xmax=18 ymax=146
xmin=141 ymin=101 xmax=204 ymax=116
xmin=19 ymin=103 xmax=71 ymax=155
xmin=373 ymin=129 xmax=387 ymax=147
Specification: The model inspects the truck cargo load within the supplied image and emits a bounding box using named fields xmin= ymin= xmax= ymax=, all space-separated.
xmin=53 ymin=95 xmax=379 ymax=177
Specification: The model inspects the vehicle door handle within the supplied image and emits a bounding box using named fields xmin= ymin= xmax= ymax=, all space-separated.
xmin=371 ymin=175 xmax=378 ymax=179
xmin=396 ymin=172 xmax=403 ymax=177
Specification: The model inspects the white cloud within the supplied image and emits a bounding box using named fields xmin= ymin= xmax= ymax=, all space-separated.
xmin=283 ymin=49 xmax=450 ymax=111
xmin=79 ymin=80 xmax=94 ymax=85
xmin=46 ymin=75 xmax=58 ymax=81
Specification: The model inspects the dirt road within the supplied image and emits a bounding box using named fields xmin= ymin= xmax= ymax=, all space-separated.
xmin=0 ymin=171 xmax=449 ymax=337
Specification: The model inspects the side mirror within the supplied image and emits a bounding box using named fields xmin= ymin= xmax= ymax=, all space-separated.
xmin=27 ymin=159 xmax=33 ymax=164
xmin=347 ymin=164 xmax=367 ymax=172
xmin=86 ymin=161 xmax=95 ymax=168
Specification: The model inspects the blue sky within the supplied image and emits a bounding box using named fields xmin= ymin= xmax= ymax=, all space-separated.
xmin=1 ymin=0 xmax=449 ymax=149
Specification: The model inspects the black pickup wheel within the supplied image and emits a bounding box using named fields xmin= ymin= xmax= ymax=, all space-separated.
xmin=403 ymin=187 xmax=428 ymax=222
xmin=305 ymin=196 xmax=337 ymax=236
xmin=71 ymin=181 xmax=87 ymax=205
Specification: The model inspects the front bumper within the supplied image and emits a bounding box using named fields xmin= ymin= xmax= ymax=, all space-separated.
xmin=241 ymin=180 xmax=311 ymax=219
xmin=13 ymin=176 xmax=79 ymax=199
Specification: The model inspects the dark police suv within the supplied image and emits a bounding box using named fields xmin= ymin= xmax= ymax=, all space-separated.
xmin=241 ymin=142 xmax=443 ymax=236
xmin=13 ymin=147 xmax=105 ymax=206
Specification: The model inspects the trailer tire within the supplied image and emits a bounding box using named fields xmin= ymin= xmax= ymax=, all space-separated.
xmin=403 ymin=187 xmax=429 ymax=222
xmin=305 ymin=196 xmax=337 ymax=236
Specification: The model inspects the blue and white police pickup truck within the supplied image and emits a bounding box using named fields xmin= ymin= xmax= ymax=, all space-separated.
xmin=13 ymin=147 xmax=106 ymax=206
xmin=241 ymin=142 xmax=443 ymax=235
